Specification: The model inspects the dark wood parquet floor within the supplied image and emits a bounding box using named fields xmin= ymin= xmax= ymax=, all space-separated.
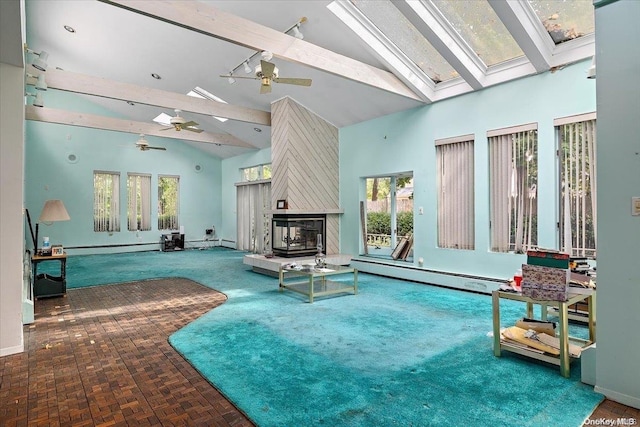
xmin=1 ymin=278 xmax=637 ymax=426
xmin=1 ymin=278 xmax=254 ymax=427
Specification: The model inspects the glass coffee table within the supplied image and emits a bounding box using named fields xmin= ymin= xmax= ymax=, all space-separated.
xmin=278 ymin=264 xmax=358 ymax=303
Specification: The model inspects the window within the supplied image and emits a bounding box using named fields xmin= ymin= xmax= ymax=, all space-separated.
xmin=158 ymin=175 xmax=179 ymax=230
xmin=93 ymin=171 xmax=120 ymax=232
xmin=236 ymin=181 xmax=271 ymax=253
xmin=556 ymin=113 xmax=597 ymax=257
xmin=241 ymin=163 xmax=272 ymax=182
xmin=488 ymin=124 xmax=538 ymax=253
xmin=127 ymin=173 xmax=151 ymax=231
xmin=436 ymin=135 xmax=474 ymax=250
xmin=363 ymin=174 xmax=413 ymax=257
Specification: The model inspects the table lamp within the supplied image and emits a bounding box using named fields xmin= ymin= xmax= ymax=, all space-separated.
xmin=36 ymin=199 xmax=70 ymax=255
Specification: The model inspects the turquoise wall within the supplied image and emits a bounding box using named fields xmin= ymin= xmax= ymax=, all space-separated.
xmin=25 ymin=90 xmax=222 ymax=254
xmin=339 ymin=59 xmax=596 ymax=281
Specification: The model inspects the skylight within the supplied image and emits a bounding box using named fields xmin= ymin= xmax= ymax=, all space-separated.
xmin=187 ymin=86 xmax=228 ymax=122
xmin=153 ymin=112 xmax=172 ymax=126
xmin=330 ymin=0 xmax=595 ymax=103
xmin=350 ymin=0 xmax=456 ymax=83
xmin=430 ymin=0 xmax=524 ymax=67
xmin=528 ymin=0 xmax=595 ymax=45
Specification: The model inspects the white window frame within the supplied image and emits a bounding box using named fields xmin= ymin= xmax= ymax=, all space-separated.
xmin=488 ymin=123 xmax=538 ymax=253
xmin=555 ymin=112 xmax=597 ymax=258
xmin=158 ymin=175 xmax=180 ymax=230
xmin=93 ymin=171 xmax=120 ymax=232
xmin=127 ymin=173 xmax=151 ymax=231
xmin=436 ymin=134 xmax=475 ymax=250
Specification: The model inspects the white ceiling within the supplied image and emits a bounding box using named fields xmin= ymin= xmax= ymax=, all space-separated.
xmin=16 ymin=0 xmax=594 ymax=159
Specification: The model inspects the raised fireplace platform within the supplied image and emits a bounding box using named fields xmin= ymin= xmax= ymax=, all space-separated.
xmin=244 ymin=253 xmax=352 ymax=277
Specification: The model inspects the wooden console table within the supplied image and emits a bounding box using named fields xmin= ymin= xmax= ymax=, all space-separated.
xmin=279 ymin=264 xmax=357 ymax=303
xmin=32 ymin=253 xmax=67 ymax=299
xmin=492 ymin=290 xmax=595 ymax=377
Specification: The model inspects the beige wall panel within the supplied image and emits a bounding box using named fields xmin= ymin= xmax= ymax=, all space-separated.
xmin=271 ymin=97 xmax=340 ymax=253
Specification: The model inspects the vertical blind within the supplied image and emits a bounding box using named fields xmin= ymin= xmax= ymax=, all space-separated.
xmin=558 ymin=118 xmax=597 ymax=257
xmin=236 ymin=181 xmax=271 ymax=253
xmin=489 ymin=125 xmax=538 ymax=253
xmin=127 ymin=174 xmax=151 ymax=231
xmin=436 ymin=137 xmax=474 ymax=249
xmin=158 ymin=175 xmax=180 ymax=230
xmin=93 ymin=171 xmax=120 ymax=232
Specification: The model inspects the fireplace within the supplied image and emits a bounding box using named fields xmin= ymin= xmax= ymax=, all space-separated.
xmin=272 ymin=214 xmax=326 ymax=258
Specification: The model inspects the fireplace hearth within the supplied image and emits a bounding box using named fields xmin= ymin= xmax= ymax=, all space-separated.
xmin=272 ymin=214 xmax=326 ymax=258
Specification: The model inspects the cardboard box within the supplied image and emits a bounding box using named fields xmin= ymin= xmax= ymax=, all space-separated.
xmin=521 ymin=264 xmax=569 ymax=301
xmin=526 ymin=250 xmax=570 ymax=269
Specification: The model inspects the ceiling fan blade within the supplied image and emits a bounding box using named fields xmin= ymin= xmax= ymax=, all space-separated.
xmin=184 ymin=127 xmax=204 ymax=133
xmin=260 ymin=60 xmax=276 ymax=78
xmin=260 ymin=83 xmax=272 ymax=95
xmin=229 ymin=75 xmax=259 ymax=80
xmin=148 ymin=146 xmax=167 ymax=150
xmin=181 ymin=121 xmax=199 ymax=127
xmin=274 ymin=77 xmax=312 ymax=87
xmin=159 ymin=126 xmax=173 ymax=131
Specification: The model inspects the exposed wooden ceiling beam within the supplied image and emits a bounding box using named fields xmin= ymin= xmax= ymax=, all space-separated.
xmin=25 ymin=106 xmax=257 ymax=149
xmin=26 ymin=68 xmax=271 ymax=126
xmin=99 ymin=0 xmax=423 ymax=102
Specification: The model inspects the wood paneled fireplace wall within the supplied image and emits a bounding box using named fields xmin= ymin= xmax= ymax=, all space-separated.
xmin=270 ymin=97 xmax=341 ymax=255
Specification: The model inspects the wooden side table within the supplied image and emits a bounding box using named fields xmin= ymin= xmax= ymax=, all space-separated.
xmin=492 ymin=290 xmax=595 ymax=377
xmin=32 ymin=253 xmax=67 ymax=299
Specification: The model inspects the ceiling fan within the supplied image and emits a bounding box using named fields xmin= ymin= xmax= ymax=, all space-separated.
xmin=222 ymin=60 xmax=312 ymax=94
xmin=160 ymin=109 xmax=203 ymax=132
xmin=136 ymin=134 xmax=166 ymax=151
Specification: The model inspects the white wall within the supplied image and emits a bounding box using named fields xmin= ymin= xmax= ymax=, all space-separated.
xmin=594 ymin=0 xmax=640 ymax=409
xmin=0 ymin=62 xmax=26 ymax=356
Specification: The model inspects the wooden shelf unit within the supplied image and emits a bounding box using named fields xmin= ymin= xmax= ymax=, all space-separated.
xmin=492 ymin=290 xmax=595 ymax=378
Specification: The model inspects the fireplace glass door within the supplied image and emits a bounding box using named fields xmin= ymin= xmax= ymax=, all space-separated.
xmin=272 ymin=215 xmax=325 ymax=258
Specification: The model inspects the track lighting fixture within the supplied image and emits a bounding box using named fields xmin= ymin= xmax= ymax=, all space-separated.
xmin=224 ymin=17 xmax=307 ymax=81
xmin=25 ymin=47 xmax=49 ymax=71
xmin=291 ymin=24 xmax=304 ymax=40
xmin=26 ymin=73 xmax=48 ymax=91
xmin=26 ymin=92 xmax=44 ymax=107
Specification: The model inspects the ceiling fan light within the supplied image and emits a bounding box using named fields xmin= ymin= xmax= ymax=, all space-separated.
xmin=243 ymin=61 xmax=252 ymax=74
xmin=261 ymin=50 xmax=273 ymax=61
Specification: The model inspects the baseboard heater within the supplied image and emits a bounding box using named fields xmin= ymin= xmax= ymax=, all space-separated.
xmin=351 ymin=256 xmax=505 ymax=295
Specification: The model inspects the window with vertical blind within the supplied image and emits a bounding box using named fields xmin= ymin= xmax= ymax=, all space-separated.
xmin=436 ymin=135 xmax=475 ymax=249
xmin=127 ymin=173 xmax=151 ymax=231
xmin=556 ymin=113 xmax=597 ymax=258
xmin=488 ymin=123 xmax=538 ymax=253
xmin=236 ymin=181 xmax=271 ymax=253
xmin=93 ymin=171 xmax=120 ymax=232
xmin=158 ymin=175 xmax=180 ymax=230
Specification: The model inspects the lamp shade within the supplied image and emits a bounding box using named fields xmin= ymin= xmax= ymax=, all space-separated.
xmin=39 ymin=199 xmax=70 ymax=223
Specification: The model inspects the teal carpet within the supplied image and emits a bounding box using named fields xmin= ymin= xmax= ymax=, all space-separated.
xmin=64 ymin=249 xmax=603 ymax=426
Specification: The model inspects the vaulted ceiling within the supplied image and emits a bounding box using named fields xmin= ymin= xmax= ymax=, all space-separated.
xmin=16 ymin=0 xmax=594 ymax=159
